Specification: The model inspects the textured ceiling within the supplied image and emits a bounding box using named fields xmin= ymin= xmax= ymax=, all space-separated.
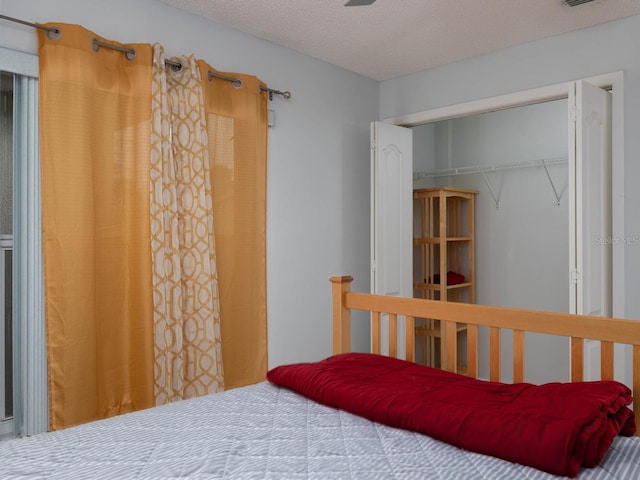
xmin=159 ymin=0 xmax=640 ymax=81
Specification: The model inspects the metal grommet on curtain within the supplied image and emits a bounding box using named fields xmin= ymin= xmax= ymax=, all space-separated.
xmin=165 ymin=59 xmax=183 ymax=73
xmin=232 ymin=79 xmax=243 ymax=89
xmin=46 ymin=27 xmax=61 ymax=41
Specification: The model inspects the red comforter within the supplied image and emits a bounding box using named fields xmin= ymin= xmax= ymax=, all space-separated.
xmin=267 ymin=353 xmax=635 ymax=477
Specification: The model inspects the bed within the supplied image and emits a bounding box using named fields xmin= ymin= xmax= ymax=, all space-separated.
xmin=1 ymin=275 xmax=639 ymax=479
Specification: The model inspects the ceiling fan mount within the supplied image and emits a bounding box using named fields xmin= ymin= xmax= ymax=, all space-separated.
xmin=344 ymin=0 xmax=377 ymax=6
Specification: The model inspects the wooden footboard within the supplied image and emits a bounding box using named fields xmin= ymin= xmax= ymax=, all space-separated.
xmin=330 ymin=275 xmax=640 ymax=434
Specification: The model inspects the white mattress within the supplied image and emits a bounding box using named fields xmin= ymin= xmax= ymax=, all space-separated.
xmin=1 ymin=381 xmax=638 ymax=479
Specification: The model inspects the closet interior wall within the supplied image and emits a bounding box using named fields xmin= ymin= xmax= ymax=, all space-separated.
xmin=411 ymin=99 xmax=569 ymax=383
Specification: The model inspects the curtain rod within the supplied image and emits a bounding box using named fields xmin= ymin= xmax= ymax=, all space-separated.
xmin=166 ymin=58 xmax=291 ymax=100
xmin=0 ymin=14 xmax=60 ymax=39
xmin=1 ymin=14 xmax=292 ymax=100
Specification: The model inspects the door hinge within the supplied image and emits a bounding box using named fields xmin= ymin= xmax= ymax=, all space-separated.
xmin=569 ymin=105 xmax=577 ymax=123
xmin=570 ymin=269 xmax=580 ymax=285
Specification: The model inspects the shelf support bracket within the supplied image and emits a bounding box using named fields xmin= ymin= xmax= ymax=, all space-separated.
xmin=541 ymin=159 xmax=562 ymax=206
xmin=481 ymin=172 xmax=500 ymax=209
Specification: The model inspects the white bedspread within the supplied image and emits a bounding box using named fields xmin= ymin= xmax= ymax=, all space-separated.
xmin=1 ymin=381 xmax=638 ymax=479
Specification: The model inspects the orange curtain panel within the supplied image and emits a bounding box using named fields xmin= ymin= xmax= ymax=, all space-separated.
xmin=150 ymin=46 xmax=224 ymax=404
xmin=198 ymin=61 xmax=268 ymax=388
xmin=39 ymin=25 xmax=155 ymax=429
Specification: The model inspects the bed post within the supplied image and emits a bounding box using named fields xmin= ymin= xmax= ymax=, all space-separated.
xmin=330 ymin=276 xmax=353 ymax=354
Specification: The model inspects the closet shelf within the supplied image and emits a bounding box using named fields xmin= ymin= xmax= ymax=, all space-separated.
xmin=414 ymin=236 xmax=473 ymax=244
xmin=413 ymin=155 xmax=567 ymax=180
xmin=413 ymin=187 xmax=476 ymax=371
xmin=413 ymin=282 xmax=473 ymax=291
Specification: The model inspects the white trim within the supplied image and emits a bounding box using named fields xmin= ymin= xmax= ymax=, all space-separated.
xmin=384 ymin=71 xmax=623 ymax=126
xmin=609 ymin=73 xmax=624 ymax=320
xmin=0 ymin=235 xmax=12 ymax=248
xmin=568 ymin=83 xmax=578 ymax=316
xmin=14 ymin=73 xmax=47 ymax=436
xmin=386 ymin=71 xmax=626 ymax=383
xmin=0 ymin=244 xmax=5 ymax=422
xmin=0 ymin=46 xmax=37 ymax=78
xmin=385 ymin=83 xmax=570 ymax=127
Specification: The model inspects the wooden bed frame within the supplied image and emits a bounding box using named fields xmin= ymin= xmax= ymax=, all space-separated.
xmin=330 ymin=275 xmax=640 ymax=433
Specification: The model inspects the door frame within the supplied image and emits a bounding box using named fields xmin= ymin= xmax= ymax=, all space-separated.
xmin=384 ymin=71 xmax=624 ymax=320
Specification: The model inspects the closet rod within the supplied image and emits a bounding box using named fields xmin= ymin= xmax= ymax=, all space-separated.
xmin=1 ymin=14 xmax=292 ymax=100
xmin=413 ymin=156 xmax=567 ymax=180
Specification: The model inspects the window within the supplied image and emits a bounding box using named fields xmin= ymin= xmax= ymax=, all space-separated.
xmin=0 ymin=47 xmax=46 ymax=439
xmin=0 ymin=70 xmax=14 ymax=438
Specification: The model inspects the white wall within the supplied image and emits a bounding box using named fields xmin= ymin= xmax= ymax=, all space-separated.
xmin=0 ymin=0 xmax=378 ymax=368
xmin=411 ymin=123 xmax=436 ymax=189
xmin=381 ymin=14 xmax=640 ymax=325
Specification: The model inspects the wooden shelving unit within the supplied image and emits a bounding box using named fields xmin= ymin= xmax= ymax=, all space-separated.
xmin=413 ymin=187 xmax=477 ymax=371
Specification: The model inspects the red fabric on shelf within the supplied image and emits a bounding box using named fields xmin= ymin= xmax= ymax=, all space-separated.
xmin=267 ymin=353 xmax=635 ymax=478
xmin=432 ymin=271 xmax=466 ymax=285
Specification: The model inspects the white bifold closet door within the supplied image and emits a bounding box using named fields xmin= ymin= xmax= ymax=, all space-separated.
xmin=569 ymin=80 xmax=612 ymax=381
xmin=370 ymin=121 xmax=412 ymax=358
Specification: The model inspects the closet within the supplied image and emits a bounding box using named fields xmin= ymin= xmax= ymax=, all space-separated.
xmin=410 ymin=99 xmax=570 ymax=382
xmin=372 ymin=76 xmax=617 ymax=383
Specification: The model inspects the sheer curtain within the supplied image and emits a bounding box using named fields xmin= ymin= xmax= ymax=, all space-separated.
xmin=150 ymin=46 xmax=224 ymax=404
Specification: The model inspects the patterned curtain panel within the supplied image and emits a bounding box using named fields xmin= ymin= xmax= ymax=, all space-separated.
xmin=150 ymin=46 xmax=224 ymax=404
xmin=38 ymin=25 xmax=156 ymax=430
xmin=198 ymin=61 xmax=268 ymax=388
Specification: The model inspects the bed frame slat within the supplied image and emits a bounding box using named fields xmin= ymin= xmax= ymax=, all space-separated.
xmin=389 ymin=313 xmax=398 ymax=358
xmin=490 ymin=327 xmax=501 ymax=381
xmin=467 ymin=324 xmax=478 ymax=378
xmin=601 ymin=341 xmax=614 ymax=381
xmin=513 ymin=330 xmax=525 ymax=383
xmin=571 ymin=338 xmax=584 ymax=382
xmin=445 ymin=320 xmax=457 ymax=372
xmin=405 ymin=316 xmax=415 ymax=362
xmin=372 ymin=311 xmax=381 ymax=355
xmin=635 ymin=345 xmax=640 ymax=423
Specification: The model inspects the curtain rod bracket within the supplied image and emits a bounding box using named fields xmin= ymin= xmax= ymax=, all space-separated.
xmin=260 ymin=86 xmax=292 ymax=100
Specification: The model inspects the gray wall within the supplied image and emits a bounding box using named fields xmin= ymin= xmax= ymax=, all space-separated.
xmin=0 ymin=0 xmax=378 ymax=368
xmin=381 ymin=14 xmax=640 ymax=328
xmin=413 ymin=100 xmax=570 ymax=382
